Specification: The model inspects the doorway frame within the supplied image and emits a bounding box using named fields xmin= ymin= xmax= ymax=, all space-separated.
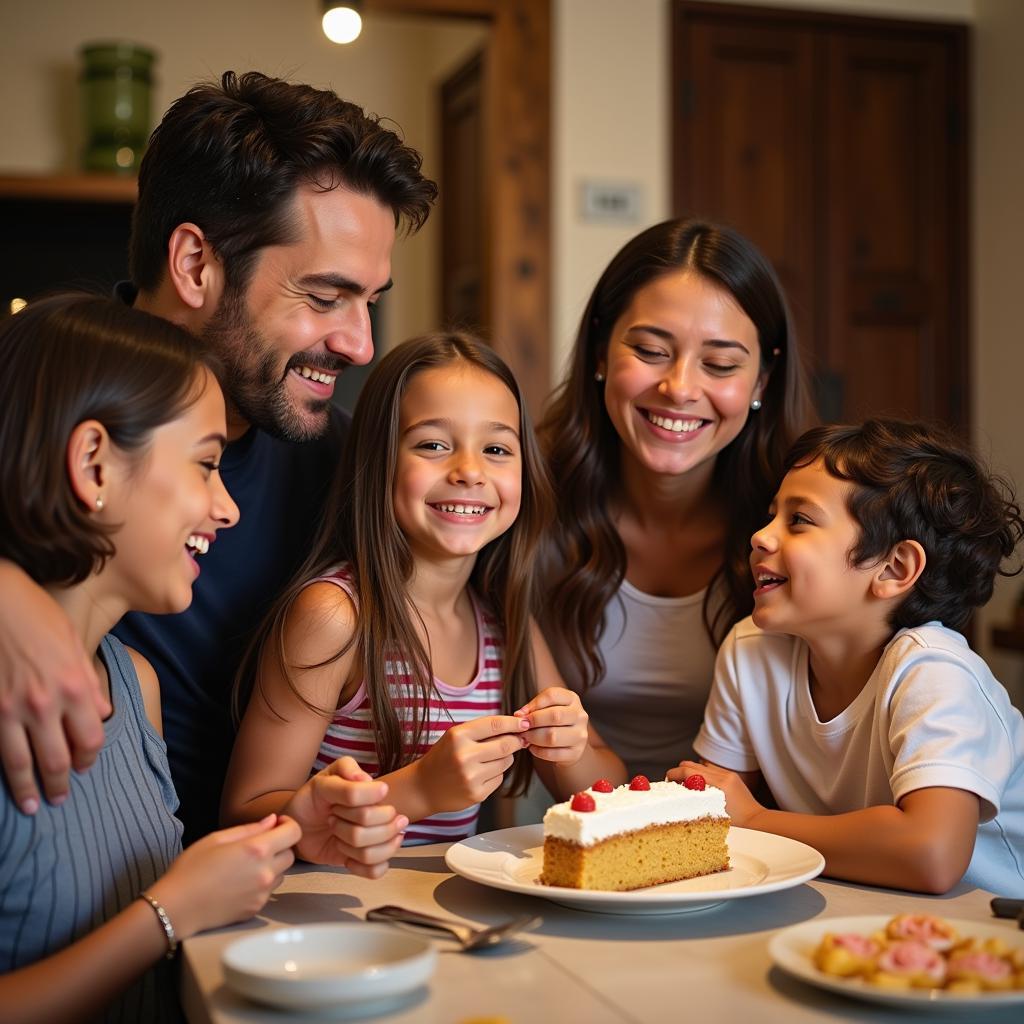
xmin=365 ymin=0 xmax=552 ymax=412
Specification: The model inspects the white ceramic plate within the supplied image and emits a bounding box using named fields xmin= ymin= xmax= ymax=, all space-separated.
xmin=768 ymin=915 xmax=1024 ymax=1011
xmin=444 ymin=824 xmax=824 ymax=915
xmin=222 ymin=922 xmax=437 ymax=1012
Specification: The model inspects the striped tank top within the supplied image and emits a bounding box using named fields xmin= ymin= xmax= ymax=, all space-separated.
xmin=311 ymin=567 xmax=504 ymax=845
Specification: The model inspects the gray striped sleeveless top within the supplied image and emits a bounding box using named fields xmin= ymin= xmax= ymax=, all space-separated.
xmin=0 ymin=634 xmax=185 ymax=1022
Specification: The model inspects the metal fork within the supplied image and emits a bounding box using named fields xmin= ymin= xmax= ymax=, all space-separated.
xmin=366 ymin=904 xmax=541 ymax=951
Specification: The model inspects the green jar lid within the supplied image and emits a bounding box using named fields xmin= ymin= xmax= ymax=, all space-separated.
xmin=80 ymin=42 xmax=156 ymax=78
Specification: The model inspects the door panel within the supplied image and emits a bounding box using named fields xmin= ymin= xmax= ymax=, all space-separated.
xmin=440 ymin=50 xmax=487 ymax=333
xmin=826 ymin=34 xmax=955 ymax=424
xmin=673 ymin=2 xmax=968 ymax=432
xmin=679 ymin=20 xmax=817 ymax=358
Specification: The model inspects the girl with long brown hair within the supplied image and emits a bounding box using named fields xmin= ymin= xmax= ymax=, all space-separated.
xmin=539 ymin=219 xmax=813 ymax=784
xmin=223 ymin=333 xmax=623 ymax=848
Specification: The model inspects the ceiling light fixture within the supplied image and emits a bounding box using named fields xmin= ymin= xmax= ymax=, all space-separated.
xmin=322 ymin=1 xmax=363 ymax=45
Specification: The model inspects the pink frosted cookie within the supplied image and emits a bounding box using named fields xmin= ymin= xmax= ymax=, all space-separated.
xmin=814 ymin=932 xmax=882 ymax=978
xmin=883 ymin=914 xmax=958 ymax=952
xmin=945 ymin=950 xmax=1014 ymax=993
xmin=868 ymin=940 xmax=948 ymax=990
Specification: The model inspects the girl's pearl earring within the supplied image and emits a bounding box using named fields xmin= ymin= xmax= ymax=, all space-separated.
xmin=750 ymin=399 xmax=762 ymax=411
xmin=594 ymin=371 xmax=605 ymax=383
xmin=95 ymin=496 xmax=104 ymax=511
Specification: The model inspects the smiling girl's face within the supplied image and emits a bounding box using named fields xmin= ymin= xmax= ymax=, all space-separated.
xmin=393 ymin=361 xmax=523 ymax=564
xmin=598 ymin=269 xmax=765 ymax=482
xmin=101 ymin=367 xmax=239 ymax=615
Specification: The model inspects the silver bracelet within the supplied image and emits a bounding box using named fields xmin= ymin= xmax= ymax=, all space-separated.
xmin=140 ymin=891 xmax=178 ymax=959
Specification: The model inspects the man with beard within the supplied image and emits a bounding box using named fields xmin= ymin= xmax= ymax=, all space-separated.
xmin=0 ymin=72 xmax=438 ymax=862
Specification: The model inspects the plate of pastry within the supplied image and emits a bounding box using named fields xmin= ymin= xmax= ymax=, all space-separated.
xmin=768 ymin=913 xmax=1024 ymax=1010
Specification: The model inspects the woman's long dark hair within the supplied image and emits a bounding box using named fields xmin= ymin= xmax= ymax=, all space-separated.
xmin=238 ymin=332 xmax=554 ymax=796
xmin=539 ymin=219 xmax=813 ymax=690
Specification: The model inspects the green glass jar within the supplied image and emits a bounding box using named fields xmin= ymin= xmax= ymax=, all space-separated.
xmin=79 ymin=42 xmax=156 ymax=174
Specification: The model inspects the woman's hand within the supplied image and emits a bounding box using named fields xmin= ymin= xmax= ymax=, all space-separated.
xmin=413 ymin=715 xmax=530 ymax=813
xmin=667 ymin=760 xmax=764 ymax=826
xmin=148 ymin=813 xmax=301 ymax=939
xmin=284 ymin=756 xmax=407 ymax=878
xmin=516 ymin=687 xmax=589 ymax=767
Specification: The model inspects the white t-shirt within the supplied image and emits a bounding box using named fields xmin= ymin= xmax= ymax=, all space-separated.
xmin=552 ymin=579 xmax=717 ymax=780
xmin=694 ymin=618 xmax=1024 ymax=896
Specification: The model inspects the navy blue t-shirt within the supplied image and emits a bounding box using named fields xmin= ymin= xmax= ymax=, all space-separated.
xmin=114 ymin=408 xmax=348 ymax=843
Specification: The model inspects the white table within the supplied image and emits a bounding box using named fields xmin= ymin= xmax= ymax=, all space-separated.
xmin=182 ymin=841 xmax=1021 ymax=1023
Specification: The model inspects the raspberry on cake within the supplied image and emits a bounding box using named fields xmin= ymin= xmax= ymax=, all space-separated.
xmin=539 ymin=779 xmax=730 ymax=891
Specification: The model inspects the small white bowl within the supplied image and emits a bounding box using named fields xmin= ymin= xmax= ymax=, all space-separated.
xmin=222 ymin=922 xmax=437 ymax=1011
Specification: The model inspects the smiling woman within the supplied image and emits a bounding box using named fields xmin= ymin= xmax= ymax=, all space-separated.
xmin=537 ymin=218 xmax=814 ymax=785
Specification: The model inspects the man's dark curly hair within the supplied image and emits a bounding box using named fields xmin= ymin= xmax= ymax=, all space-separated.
xmin=785 ymin=419 xmax=1024 ymax=632
xmin=130 ymin=70 xmax=437 ymax=293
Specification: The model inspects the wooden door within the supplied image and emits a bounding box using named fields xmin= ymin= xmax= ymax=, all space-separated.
xmin=366 ymin=0 xmax=551 ymax=415
xmin=440 ymin=49 xmax=488 ymax=333
xmin=672 ymin=2 xmax=969 ymax=430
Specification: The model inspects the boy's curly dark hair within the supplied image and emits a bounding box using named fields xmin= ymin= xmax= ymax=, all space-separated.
xmin=785 ymin=419 xmax=1024 ymax=632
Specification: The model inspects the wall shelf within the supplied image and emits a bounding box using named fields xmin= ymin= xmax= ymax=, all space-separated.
xmin=1 ymin=175 xmax=136 ymax=305
xmin=0 ymin=173 xmax=136 ymax=204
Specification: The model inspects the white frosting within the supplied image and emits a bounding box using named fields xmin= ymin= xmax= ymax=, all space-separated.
xmin=543 ymin=780 xmax=728 ymax=846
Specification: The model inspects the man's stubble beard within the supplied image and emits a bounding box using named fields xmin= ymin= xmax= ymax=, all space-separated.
xmin=201 ymin=289 xmax=333 ymax=444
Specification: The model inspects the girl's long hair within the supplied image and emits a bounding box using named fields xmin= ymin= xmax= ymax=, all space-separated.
xmin=238 ymin=332 xmax=554 ymax=796
xmin=538 ymin=218 xmax=813 ymax=690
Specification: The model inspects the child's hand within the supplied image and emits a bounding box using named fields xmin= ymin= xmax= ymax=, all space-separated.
xmin=148 ymin=813 xmax=300 ymax=940
xmin=285 ymin=756 xmax=408 ymax=878
xmin=516 ymin=688 xmax=589 ymax=767
xmin=416 ymin=715 xmax=530 ymax=813
xmin=666 ymin=760 xmax=763 ymax=827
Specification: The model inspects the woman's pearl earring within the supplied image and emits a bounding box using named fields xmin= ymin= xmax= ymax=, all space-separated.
xmin=750 ymin=399 xmax=762 ymax=411
xmin=595 ymin=370 xmax=605 ymax=383
xmin=95 ymin=496 xmax=104 ymax=511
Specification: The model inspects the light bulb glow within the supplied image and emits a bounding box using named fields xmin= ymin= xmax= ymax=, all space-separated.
xmin=322 ymin=7 xmax=362 ymax=44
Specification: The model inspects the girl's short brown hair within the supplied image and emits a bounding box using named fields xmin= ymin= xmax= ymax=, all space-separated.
xmin=0 ymin=293 xmax=216 ymax=586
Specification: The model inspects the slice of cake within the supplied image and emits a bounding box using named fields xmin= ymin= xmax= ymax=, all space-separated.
xmin=539 ymin=775 xmax=730 ymax=891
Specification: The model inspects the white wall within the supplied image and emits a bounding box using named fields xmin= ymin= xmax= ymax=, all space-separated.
xmin=552 ymin=0 xmax=975 ymax=379
xmin=973 ymin=0 xmax=1024 ymax=695
xmin=0 ymin=0 xmax=485 ymax=352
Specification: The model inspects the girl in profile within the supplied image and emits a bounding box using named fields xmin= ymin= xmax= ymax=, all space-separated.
xmin=224 ymin=332 xmax=624 ymax=847
xmin=0 ymin=294 xmax=299 ymax=1023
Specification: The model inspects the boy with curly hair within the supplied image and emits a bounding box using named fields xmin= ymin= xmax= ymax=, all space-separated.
xmin=671 ymin=419 xmax=1024 ymax=895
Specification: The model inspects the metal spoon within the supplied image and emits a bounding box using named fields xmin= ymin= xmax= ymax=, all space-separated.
xmin=366 ymin=904 xmax=541 ymax=951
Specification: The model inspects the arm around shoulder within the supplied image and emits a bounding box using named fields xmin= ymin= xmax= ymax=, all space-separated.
xmin=0 ymin=560 xmax=108 ymax=812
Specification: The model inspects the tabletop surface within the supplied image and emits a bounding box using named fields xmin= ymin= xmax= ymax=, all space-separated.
xmin=182 ymin=836 xmax=1022 ymax=1024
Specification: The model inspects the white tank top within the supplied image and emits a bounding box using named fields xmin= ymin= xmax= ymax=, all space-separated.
xmin=563 ymin=579 xmax=718 ymax=781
